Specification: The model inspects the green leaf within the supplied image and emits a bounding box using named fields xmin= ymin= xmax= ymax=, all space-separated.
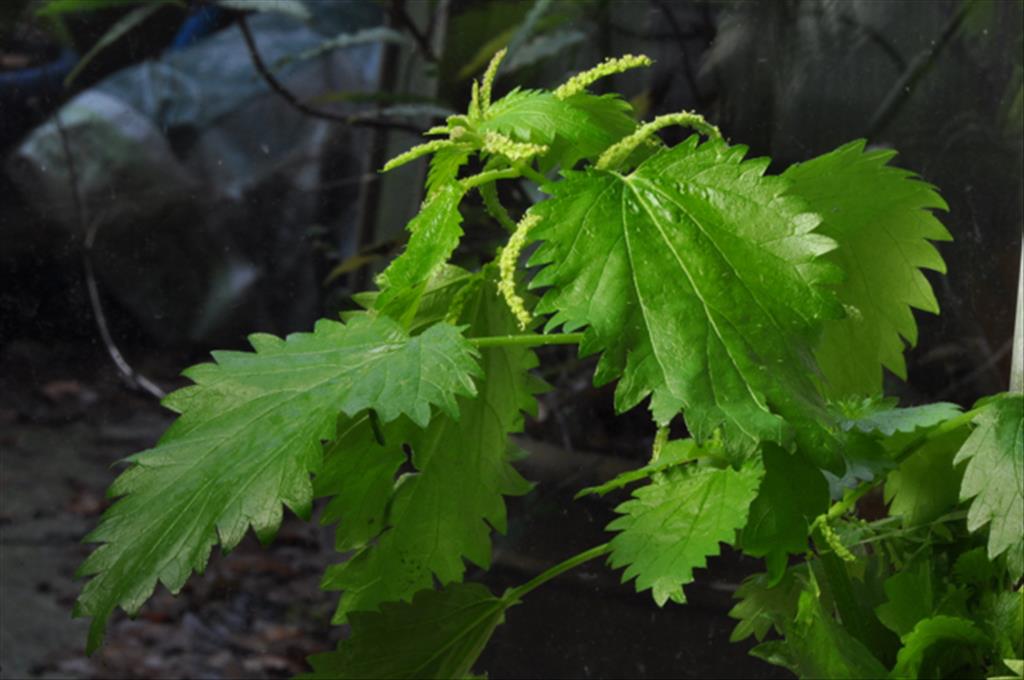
xmin=884 ymin=426 xmax=968 ymax=527
xmin=315 ymin=417 xmax=405 ymax=552
xmin=64 ymin=0 xmax=184 ymax=86
xmin=408 ymin=267 xmax=480 ymax=333
xmin=751 ymin=579 xmax=890 ymax=680
xmin=782 ymin=140 xmax=951 ymax=397
xmin=480 ymin=89 xmax=636 ymax=168
xmin=303 ymin=583 xmax=509 ymax=679
xmin=353 ymin=265 xmax=479 ymax=334
xmin=574 ymin=438 xmax=702 ymax=498
xmin=843 ymin=401 xmax=962 ymax=436
xmin=830 ymin=430 xmax=896 ymax=491
xmin=952 ymin=547 xmax=1000 ymax=587
xmin=529 ymin=137 xmax=843 ymax=463
xmin=875 ymin=562 xmax=934 ymax=637
xmin=741 ymin=444 xmax=829 ymax=581
xmin=374 ymin=183 xmax=467 ymax=321
xmin=991 ymin=659 xmax=1024 ymax=680
xmin=427 ymin=145 xmax=472 ymax=196
xmin=729 ymin=568 xmax=805 ymax=643
xmin=980 ymin=589 xmax=1024 ymax=660
xmin=74 ymin=316 xmax=480 ymax=652
xmin=891 ymin=616 xmax=989 ymax=679
xmin=955 ymin=394 xmax=1024 ymax=565
xmin=814 ymin=527 xmax=900 ymax=661
xmin=324 ymin=277 xmax=544 ymax=621
xmin=608 ymin=458 xmax=763 ymax=606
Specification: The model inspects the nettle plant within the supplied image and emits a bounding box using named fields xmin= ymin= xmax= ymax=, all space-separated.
xmin=76 ymin=52 xmax=1023 ymax=679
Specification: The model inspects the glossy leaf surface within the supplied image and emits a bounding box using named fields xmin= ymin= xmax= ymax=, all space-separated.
xmin=530 ymin=137 xmax=842 ymax=461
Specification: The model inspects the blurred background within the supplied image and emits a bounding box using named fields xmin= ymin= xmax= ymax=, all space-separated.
xmin=0 ymin=0 xmax=1020 ymax=677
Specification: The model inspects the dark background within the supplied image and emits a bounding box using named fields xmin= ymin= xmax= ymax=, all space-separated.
xmin=1 ymin=1 xmax=1021 ymax=678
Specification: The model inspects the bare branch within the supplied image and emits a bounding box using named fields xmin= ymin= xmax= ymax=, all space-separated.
xmin=54 ymin=112 xmax=167 ymax=400
xmin=867 ymin=1 xmax=970 ymax=138
xmin=236 ymin=14 xmax=423 ymax=134
xmin=391 ymin=0 xmax=438 ymax=63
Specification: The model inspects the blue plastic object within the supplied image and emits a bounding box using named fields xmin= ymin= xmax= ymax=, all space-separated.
xmin=0 ymin=48 xmax=76 ymax=95
xmin=168 ymin=4 xmax=225 ymax=52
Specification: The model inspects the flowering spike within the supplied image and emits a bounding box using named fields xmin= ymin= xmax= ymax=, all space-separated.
xmin=554 ymin=54 xmax=653 ymax=100
xmin=446 ymin=114 xmax=471 ymax=129
xmin=596 ymin=112 xmax=722 ymax=170
xmin=482 ymin=131 xmax=548 ymax=162
xmin=498 ymin=213 xmax=541 ymax=329
xmin=819 ymin=520 xmax=856 ymax=562
xmin=469 ymin=80 xmax=482 ymax=120
xmin=382 ymin=139 xmax=452 ymax=173
xmin=480 ymin=48 xmax=507 ymax=112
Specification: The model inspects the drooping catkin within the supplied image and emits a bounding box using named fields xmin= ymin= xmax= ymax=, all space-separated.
xmin=597 ymin=112 xmax=722 ymax=170
xmin=817 ymin=518 xmax=856 ymax=563
xmin=382 ymin=139 xmax=451 ymax=173
xmin=482 ymin=131 xmax=548 ymax=162
xmin=498 ymin=213 xmax=540 ymax=329
xmin=554 ymin=54 xmax=653 ymax=100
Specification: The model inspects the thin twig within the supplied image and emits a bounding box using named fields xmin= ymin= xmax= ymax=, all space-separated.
xmin=866 ymin=1 xmax=972 ymax=138
xmin=391 ymin=0 xmax=437 ymax=63
xmin=831 ymin=11 xmax=906 ymax=71
xmin=350 ymin=6 xmax=404 ymax=292
xmin=54 ymin=112 xmax=167 ymax=400
xmin=935 ymin=338 xmax=1012 ymax=399
xmin=236 ymin=14 xmax=423 ymax=134
xmin=653 ymin=0 xmax=709 ymax=107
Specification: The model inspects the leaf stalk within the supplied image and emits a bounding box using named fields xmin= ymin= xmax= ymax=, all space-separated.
xmin=468 ymin=332 xmax=584 ymax=349
xmin=503 ymin=542 xmax=611 ymax=603
xmin=461 ymin=167 xmax=520 ymax=190
xmin=513 ymin=161 xmax=550 ymax=187
xmin=893 ymin=402 xmax=989 ymax=465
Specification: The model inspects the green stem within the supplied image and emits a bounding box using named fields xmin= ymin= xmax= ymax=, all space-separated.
xmin=823 ymin=401 xmax=989 ymax=521
xmin=503 ymin=543 xmax=611 ymax=603
xmin=851 ymin=510 xmax=967 ymax=548
xmin=480 ymin=181 xmax=517 ymax=231
xmin=821 ymin=401 xmax=987 ymax=521
xmin=805 ymin=400 xmax=988 ymax=549
xmin=468 ymin=332 xmax=584 ymax=349
xmin=514 ymin=161 xmax=549 ymax=187
xmin=461 ymin=167 xmax=520 ymax=190
xmin=826 ymin=482 xmax=875 ymax=522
